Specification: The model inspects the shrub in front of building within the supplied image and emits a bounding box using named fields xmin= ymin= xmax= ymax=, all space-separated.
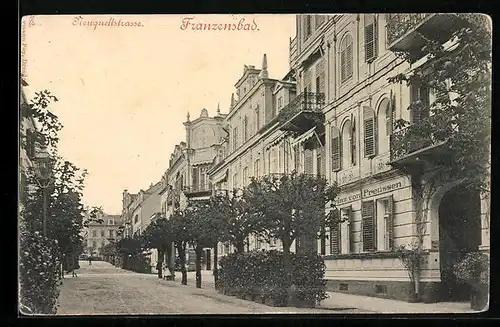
xmin=218 ymin=250 xmax=327 ymax=307
xmin=19 ymin=228 xmax=61 ymax=314
xmin=125 ymin=253 xmax=152 ymax=274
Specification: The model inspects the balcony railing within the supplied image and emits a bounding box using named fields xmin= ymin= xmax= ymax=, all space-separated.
xmin=386 ymin=14 xmax=434 ymax=47
xmin=389 ymin=114 xmax=449 ymax=163
xmin=386 ymin=14 xmax=466 ymax=54
xmin=183 ymin=184 xmax=212 ymax=195
xmin=277 ymin=92 xmax=325 ymax=132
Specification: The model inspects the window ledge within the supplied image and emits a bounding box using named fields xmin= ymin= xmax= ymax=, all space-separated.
xmin=324 ymin=251 xmax=399 ymax=260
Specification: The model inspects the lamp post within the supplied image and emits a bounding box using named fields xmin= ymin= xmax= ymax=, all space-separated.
xmin=33 ymin=147 xmax=54 ymax=237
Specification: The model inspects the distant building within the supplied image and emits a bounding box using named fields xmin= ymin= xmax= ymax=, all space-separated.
xmin=83 ymin=213 xmax=122 ymax=257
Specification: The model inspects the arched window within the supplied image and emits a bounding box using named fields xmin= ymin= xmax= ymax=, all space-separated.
xmin=377 ymin=98 xmax=391 ymax=154
xmin=340 ymin=34 xmax=354 ymax=83
xmin=341 ymin=120 xmax=352 ymax=169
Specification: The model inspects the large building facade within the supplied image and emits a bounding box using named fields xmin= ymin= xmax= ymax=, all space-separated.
xmin=207 ymin=14 xmax=490 ymax=303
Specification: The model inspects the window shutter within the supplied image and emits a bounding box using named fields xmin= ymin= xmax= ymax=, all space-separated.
xmin=364 ymin=15 xmax=378 ymax=62
xmin=363 ymin=106 xmax=376 ymax=157
xmin=330 ymin=221 xmax=341 ymax=255
xmin=385 ymin=195 xmax=395 ymax=251
xmin=362 ymin=201 xmax=376 ymax=252
xmin=192 ymin=167 xmax=199 ymax=191
xmin=331 ymin=126 xmax=341 ymax=171
xmin=304 ymin=148 xmax=314 ymax=174
xmin=351 ymin=116 xmax=357 ymax=165
xmin=387 ymin=92 xmax=395 ymax=135
xmin=346 ymin=42 xmax=353 ymax=79
xmin=294 ymin=145 xmax=300 ymax=171
xmin=347 ymin=206 xmax=355 ymax=253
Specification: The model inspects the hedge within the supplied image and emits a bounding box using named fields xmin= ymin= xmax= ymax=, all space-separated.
xmin=123 ymin=254 xmax=152 ymax=274
xmin=218 ymin=250 xmax=327 ymax=307
xmin=19 ymin=230 xmax=61 ymax=314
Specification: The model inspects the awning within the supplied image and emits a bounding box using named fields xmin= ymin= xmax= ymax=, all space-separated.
xmin=292 ymin=126 xmax=317 ymax=146
xmin=266 ymin=132 xmax=288 ymax=150
xmin=192 ymin=160 xmax=214 ymax=167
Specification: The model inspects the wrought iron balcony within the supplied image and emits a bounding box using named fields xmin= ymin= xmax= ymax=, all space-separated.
xmin=277 ymin=92 xmax=325 ymax=134
xmin=183 ymin=183 xmax=212 ymax=196
xmin=386 ymin=13 xmax=467 ymax=55
xmin=389 ymin=114 xmax=451 ymax=168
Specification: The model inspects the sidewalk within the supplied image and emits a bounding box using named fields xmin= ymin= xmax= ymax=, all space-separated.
xmin=319 ymin=292 xmax=476 ymax=314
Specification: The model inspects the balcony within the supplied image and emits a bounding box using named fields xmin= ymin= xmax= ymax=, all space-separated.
xmin=183 ymin=184 xmax=212 ymax=197
xmin=277 ymin=92 xmax=325 ymax=135
xmin=389 ymin=115 xmax=452 ymax=171
xmin=386 ymin=14 xmax=467 ymax=56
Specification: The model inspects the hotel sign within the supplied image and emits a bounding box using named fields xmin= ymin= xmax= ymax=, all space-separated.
xmin=335 ymin=179 xmax=407 ymax=205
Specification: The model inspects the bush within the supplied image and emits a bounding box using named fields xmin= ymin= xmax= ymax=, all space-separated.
xmin=218 ymin=250 xmax=327 ymax=306
xmin=454 ymin=252 xmax=489 ymax=290
xmin=19 ymin=230 xmax=61 ymax=314
xmin=125 ymin=254 xmax=152 ymax=274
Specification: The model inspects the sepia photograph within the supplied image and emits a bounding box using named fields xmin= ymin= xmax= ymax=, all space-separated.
xmin=19 ymin=13 xmax=491 ymax=315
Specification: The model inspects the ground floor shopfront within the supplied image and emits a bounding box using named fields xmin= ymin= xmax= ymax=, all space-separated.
xmin=322 ymin=172 xmax=490 ymax=302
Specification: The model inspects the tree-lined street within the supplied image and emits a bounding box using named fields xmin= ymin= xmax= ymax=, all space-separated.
xmin=57 ymin=261 xmax=363 ymax=314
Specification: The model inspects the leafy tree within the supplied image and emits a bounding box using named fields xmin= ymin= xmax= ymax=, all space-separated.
xmin=19 ymin=89 xmax=88 ymax=312
xmin=246 ymin=172 xmax=339 ymax=305
xmin=388 ymin=14 xmax=491 ymax=300
xmin=141 ymin=218 xmax=172 ymax=279
xmin=169 ymin=210 xmax=190 ymax=285
xmin=183 ymin=199 xmax=224 ymax=288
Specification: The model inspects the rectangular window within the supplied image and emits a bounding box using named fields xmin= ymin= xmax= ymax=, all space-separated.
xmin=383 ymin=195 xmax=395 ymax=251
xmin=316 ymin=146 xmax=326 ymax=177
xmin=278 ymin=96 xmax=283 ymax=110
xmin=243 ymin=167 xmax=249 ymax=185
xmin=243 ymin=117 xmax=248 ymax=142
xmin=192 ymin=167 xmax=199 ymax=191
xmin=92 ymin=230 xmax=97 ymax=237
xmin=233 ymin=173 xmax=238 ymax=190
xmin=304 ymin=147 xmax=314 ymax=174
xmin=342 ymin=206 xmax=355 ymax=253
xmin=364 ymin=16 xmax=379 ymax=62
xmin=109 ymin=230 xmax=113 ymax=238
xmin=331 ymin=126 xmax=341 ymax=171
xmin=294 ymin=145 xmax=300 ymax=172
xmin=362 ymin=201 xmax=377 ymax=252
xmin=232 ymin=127 xmax=238 ymax=151
xmin=330 ymin=217 xmax=341 ymax=255
xmin=254 ymin=159 xmax=260 ymax=178
xmin=410 ymin=82 xmax=430 ymax=123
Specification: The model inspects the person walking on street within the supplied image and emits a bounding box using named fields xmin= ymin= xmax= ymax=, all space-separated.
xmin=89 ymin=256 xmax=92 ymax=266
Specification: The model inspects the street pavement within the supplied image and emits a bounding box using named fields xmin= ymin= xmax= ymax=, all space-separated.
xmin=56 ymin=261 xmax=366 ymax=315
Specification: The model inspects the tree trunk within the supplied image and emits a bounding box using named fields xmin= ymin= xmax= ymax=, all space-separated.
xmin=157 ymin=248 xmax=164 ymax=279
xmin=195 ymin=246 xmax=203 ymax=288
xmin=166 ymin=242 xmax=175 ymax=280
xmin=235 ymin=240 xmax=245 ymax=253
xmin=282 ymin=238 xmax=294 ymax=307
xmin=177 ymin=243 xmax=188 ymax=285
xmin=213 ymin=242 xmax=218 ymax=288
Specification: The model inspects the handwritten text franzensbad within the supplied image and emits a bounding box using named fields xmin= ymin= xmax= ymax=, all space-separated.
xmin=180 ymin=17 xmax=259 ymax=31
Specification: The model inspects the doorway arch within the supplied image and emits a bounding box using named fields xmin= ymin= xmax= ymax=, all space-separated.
xmin=437 ymin=184 xmax=481 ymax=301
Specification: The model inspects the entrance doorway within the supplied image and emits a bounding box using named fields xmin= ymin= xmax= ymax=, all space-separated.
xmin=438 ymin=185 xmax=481 ymax=301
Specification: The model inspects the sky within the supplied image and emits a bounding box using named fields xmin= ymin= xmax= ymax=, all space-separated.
xmin=22 ymin=14 xmax=296 ymax=215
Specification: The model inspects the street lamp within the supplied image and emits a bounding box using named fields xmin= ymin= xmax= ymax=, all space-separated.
xmin=33 ymin=147 xmax=54 ymax=237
